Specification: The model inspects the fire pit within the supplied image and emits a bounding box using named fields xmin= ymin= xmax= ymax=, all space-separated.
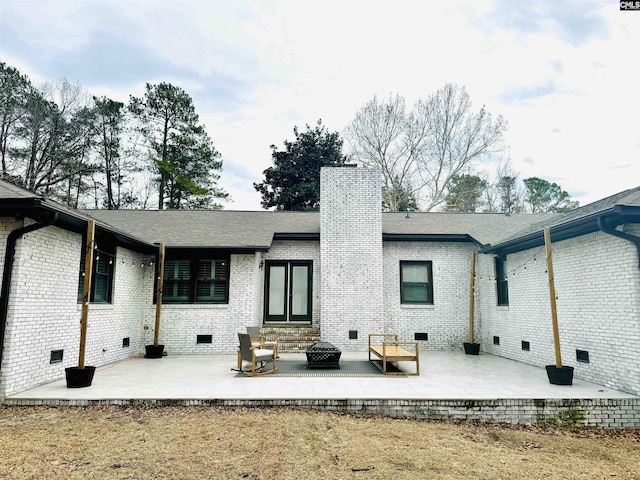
xmin=305 ymin=342 xmax=341 ymax=369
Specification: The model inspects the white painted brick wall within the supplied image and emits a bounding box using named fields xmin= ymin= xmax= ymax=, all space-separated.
xmin=383 ymin=241 xmax=477 ymax=350
xmin=0 ymin=221 xmax=151 ymax=397
xmin=477 ymin=228 xmax=640 ymax=396
xmin=320 ymin=167 xmax=384 ymax=351
xmin=145 ymin=253 xmax=259 ymax=355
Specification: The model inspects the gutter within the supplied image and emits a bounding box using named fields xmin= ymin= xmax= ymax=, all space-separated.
xmin=597 ymin=216 xmax=640 ymax=268
xmin=0 ymin=213 xmax=58 ymax=376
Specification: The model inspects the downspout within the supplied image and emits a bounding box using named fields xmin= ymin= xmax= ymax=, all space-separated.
xmin=597 ymin=217 xmax=640 ymax=268
xmin=0 ymin=214 xmax=58 ymax=374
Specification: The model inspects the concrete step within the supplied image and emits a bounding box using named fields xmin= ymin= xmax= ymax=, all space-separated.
xmin=259 ymin=326 xmax=320 ymax=353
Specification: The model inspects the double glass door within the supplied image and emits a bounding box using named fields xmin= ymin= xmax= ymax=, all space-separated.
xmin=264 ymin=261 xmax=312 ymax=322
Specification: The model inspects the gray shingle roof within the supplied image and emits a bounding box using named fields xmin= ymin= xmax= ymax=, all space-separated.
xmin=491 ymin=186 xmax=640 ymax=247
xmin=4 ymin=179 xmax=637 ymax=252
xmin=382 ymin=212 xmax=556 ymax=246
xmin=83 ymin=209 xmax=556 ymax=248
xmin=83 ymin=210 xmax=320 ymax=249
xmin=0 ymin=181 xmax=39 ymax=200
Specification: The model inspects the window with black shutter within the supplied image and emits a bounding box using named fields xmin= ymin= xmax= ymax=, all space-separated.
xmin=77 ymin=236 xmax=115 ymax=304
xmin=160 ymin=254 xmax=230 ymax=304
xmin=495 ymin=256 xmax=509 ymax=306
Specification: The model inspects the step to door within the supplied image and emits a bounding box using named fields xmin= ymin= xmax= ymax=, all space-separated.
xmin=260 ymin=326 xmax=320 ymax=353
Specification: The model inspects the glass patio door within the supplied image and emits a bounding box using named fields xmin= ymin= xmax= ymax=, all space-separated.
xmin=264 ymin=261 xmax=312 ymax=322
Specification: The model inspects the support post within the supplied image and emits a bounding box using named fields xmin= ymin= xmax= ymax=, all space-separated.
xmin=153 ymin=243 xmax=165 ymax=346
xmin=78 ymin=219 xmax=95 ymax=369
xmin=544 ymin=227 xmax=562 ymax=368
xmin=469 ymin=251 xmax=476 ymax=344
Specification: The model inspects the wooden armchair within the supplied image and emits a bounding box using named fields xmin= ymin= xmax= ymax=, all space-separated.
xmin=237 ymin=333 xmax=278 ymax=376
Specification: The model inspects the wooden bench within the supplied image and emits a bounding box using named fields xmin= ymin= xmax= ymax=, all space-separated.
xmin=368 ymin=334 xmax=420 ymax=375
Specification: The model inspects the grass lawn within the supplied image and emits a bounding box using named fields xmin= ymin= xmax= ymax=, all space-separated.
xmin=1 ymin=405 xmax=639 ymax=479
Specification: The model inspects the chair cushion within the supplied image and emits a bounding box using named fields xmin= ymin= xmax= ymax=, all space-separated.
xmin=254 ymin=348 xmax=274 ymax=361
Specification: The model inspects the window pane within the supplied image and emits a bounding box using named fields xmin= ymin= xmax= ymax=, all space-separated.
xmin=268 ymin=266 xmax=286 ymax=316
xmin=495 ymin=257 xmax=509 ymax=305
xmin=403 ymin=264 xmax=428 ymax=283
xmin=196 ymin=260 xmax=214 ymax=301
xmin=401 ymin=261 xmax=432 ymax=304
xmin=92 ymin=257 xmax=111 ymax=302
xmin=196 ymin=260 xmax=228 ymax=302
xmin=214 ymin=259 xmax=229 ymax=279
xmin=164 ymin=260 xmax=190 ymax=301
xmin=404 ymin=283 xmax=429 ymax=302
xmin=291 ymin=266 xmax=308 ymax=316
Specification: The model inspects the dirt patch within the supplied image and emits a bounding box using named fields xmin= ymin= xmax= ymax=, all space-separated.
xmin=1 ymin=405 xmax=638 ymax=479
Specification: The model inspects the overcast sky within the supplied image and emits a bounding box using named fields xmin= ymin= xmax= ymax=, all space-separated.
xmin=1 ymin=0 xmax=638 ymax=210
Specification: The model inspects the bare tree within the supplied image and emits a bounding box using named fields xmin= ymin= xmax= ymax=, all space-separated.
xmin=414 ymin=84 xmax=507 ymax=211
xmin=12 ymin=78 xmax=95 ymax=198
xmin=345 ymin=85 xmax=507 ymax=211
xmin=344 ymin=94 xmax=427 ymax=211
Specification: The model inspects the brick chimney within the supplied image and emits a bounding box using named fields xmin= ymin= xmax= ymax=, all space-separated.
xmin=320 ymin=166 xmax=384 ymax=351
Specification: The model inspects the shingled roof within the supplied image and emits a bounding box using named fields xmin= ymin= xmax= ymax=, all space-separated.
xmin=483 ymin=186 xmax=640 ymax=254
xmin=83 ymin=210 xmax=320 ymax=250
xmin=3 ymin=179 xmax=638 ymax=253
xmin=83 ymin=208 xmax=556 ymax=249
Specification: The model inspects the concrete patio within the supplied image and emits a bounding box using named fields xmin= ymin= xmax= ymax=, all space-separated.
xmin=5 ymin=351 xmax=639 ymax=427
xmin=6 ymin=350 xmax=638 ymax=400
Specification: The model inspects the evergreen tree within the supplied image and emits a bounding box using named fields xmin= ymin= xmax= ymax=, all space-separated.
xmin=254 ymin=120 xmax=347 ymax=210
xmin=443 ymin=174 xmax=488 ymax=212
xmin=523 ymin=177 xmax=579 ymax=213
xmin=129 ymin=82 xmax=227 ymax=210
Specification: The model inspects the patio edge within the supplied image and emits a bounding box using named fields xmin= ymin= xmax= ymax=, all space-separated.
xmin=3 ymin=397 xmax=639 ymax=428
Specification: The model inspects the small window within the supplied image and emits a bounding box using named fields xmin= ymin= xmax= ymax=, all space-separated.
xmin=161 ymin=255 xmax=230 ymax=304
xmin=78 ymin=236 xmax=115 ymax=304
xmin=400 ymin=261 xmax=433 ymax=304
xmin=197 ymin=334 xmax=213 ymax=344
xmin=122 ymin=337 xmax=130 ymax=348
xmin=521 ymin=341 xmax=530 ymax=351
xmin=495 ymin=256 xmax=509 ymax=306
xmin=493 ymin=336 xmax=500 ymax=345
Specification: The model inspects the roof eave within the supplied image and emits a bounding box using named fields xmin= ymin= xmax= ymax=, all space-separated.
xmin=383 ymin=233 xmax=479 ymax=243
xmin=482 ymin=206 xmax=640 ymax=255
xmin=0 ymin=198 xmax=158 ymax=254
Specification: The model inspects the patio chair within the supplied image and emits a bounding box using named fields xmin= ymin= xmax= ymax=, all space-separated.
xmin=237 ymin=332 xmax=278 ymax=376
xmin=246 ymin=326 xmax=279 ymax=358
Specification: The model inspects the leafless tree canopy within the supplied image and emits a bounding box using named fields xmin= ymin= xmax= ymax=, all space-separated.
xmin=345 ymin=84 xmax=507 ymax=211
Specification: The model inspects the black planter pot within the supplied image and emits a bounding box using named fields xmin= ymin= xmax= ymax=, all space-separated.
xmin=145 ymin=344 xmax=165 ymax=359
xmin=463 ymin=342 xmax=480 ymax=355
xmin=546 ymin=365 xmax=574 ymax=385
xmin=65 ymin=366 xmax=96 ymax=388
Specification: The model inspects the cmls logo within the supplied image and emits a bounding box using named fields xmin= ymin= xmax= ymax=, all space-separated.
xmin=620 ymin=0 xmax=640 ymax=10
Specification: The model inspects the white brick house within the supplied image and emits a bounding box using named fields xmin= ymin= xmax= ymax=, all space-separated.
xmin=1 ymin=168 xmax=639 ymax=397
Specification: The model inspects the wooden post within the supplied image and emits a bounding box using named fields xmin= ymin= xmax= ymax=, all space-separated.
xmin=469 ymin=251 xmax=476 ymax=344
xmin=78 ymin=219 xmax=95 ymax=370
xmin=153 ymin=243 xmax=165 ymax=346
xmin=544 ymin=227 xmax=562 ymax=368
